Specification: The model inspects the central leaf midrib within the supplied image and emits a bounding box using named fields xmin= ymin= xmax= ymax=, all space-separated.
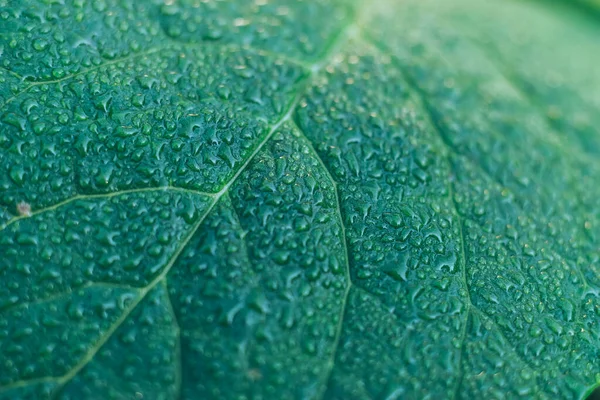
xmin=30 ymin=21 xmax=360 ymax=398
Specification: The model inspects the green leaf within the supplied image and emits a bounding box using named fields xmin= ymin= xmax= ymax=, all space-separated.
xmin=1 ymin=0 xmax=599 ymax=399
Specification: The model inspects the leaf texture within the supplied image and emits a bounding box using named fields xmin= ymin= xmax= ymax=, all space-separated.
xmin=1 ymin=0 xmax=600 ymax=399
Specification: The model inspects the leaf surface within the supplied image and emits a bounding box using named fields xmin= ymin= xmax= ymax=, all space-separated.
xmin=1 ymin=0 xmax=600 ymax=399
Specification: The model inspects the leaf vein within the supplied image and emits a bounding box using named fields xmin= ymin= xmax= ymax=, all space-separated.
xmin=288 ymin=118 xmax=353 ymax=399
xmin=0 ymin=186 xmax=214 ymax=232
xmin=0 ymin=282 xmax=137 ymax=316
xmin=364 ymin=35 xmax=538 ymax=390
xmin=360 ymin=31 xmax=476 ymax=399
xmin=361 ymin=30 xmax=596 ymax=308
xmin=0 ymin=26 xmax=353 ymax=395
xmin=471 ymin=307 xmax=539 ymax=374
xmin=0 ymin=41 xmax=316 ymax=110
xmin=0 ymin=65 xmax=23 ymax=80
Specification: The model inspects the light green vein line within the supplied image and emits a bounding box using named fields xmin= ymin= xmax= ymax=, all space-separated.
xmin=52 ymin=202 xmax=218 ymax=397
xmin=0 ymin=24 xmax=350 ymax=396
xmin=288 ymin=117 xmax=353 ymax=399
xmin=448 ymin=149 xmax=595 ymax=296
xmin=359 ymin=31 xmax=549 ymax=396
xmin=0 ymin=105 xmax=286 ymax=393
xmin=440 ymin=136 xmax=473 ymax=400
xmin=359 ymin=28 xmax=595 ymax=302
xmin=0 ymin=284 xmax=93 ymax=315
xmin=47 ymin=99 xmax=303 ymax=398
xmin=283 ymin=16 xmax=360 ymax=396
xmin=0 ymin=282 xmax=138 ymax=315
xmin=464 ymin=33 xmax=600 ymax=295
xmin=86 ymin=281 xmax=143 ymax=291
xmin=0 ymin=15 xmax=356 ymax=396
xmin=0 ymin=48 xmax=162 ymax=108
xmin=470 ymin=307 xmax=538 ymax=373
xmin=0 ymin=195 xmax=219 ymax=395
xmin=0 ymin=65 xmax=23 ymax=80
xmin=430 ymin=109 xmax=472 ymax=400
xmin=0 ymin=41 xmax=314 ymax=109
xmin=362 ymin=21 xmax=600 ymax=289
xmin=0 ymin=186 xmax=214 ymax=232
xmin=225 ymin=192 xmax=254 ymax=273
xmin=359 ymin=31 xmax=475 ymax=400
xmin=447 ymin=181 xmax=472 ymax=400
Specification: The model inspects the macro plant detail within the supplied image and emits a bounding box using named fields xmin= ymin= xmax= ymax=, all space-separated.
xmin=1 ymin=0 xmax=600 ymax=399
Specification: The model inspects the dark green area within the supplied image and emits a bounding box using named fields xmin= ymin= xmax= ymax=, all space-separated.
xmin=1 ymin=0 xmax=600 ymax=399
